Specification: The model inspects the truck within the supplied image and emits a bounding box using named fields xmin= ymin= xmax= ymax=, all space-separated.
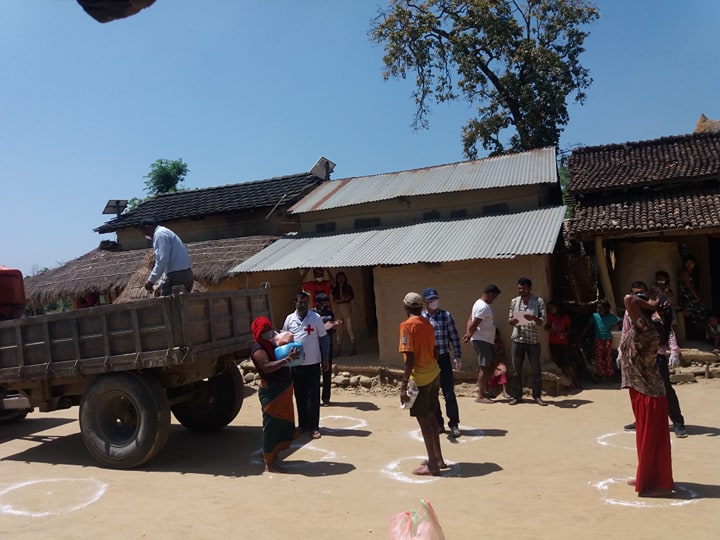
xmin=0 ymin=276 xmax=270 ymax=469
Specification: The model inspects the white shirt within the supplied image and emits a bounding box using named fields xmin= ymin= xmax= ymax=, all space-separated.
xmin=470 ymin=298 xmax=495 ymax=344
xmin=148 ymin=226 xmax=191 ymax=284
xmin=282 ymin=310 xmax=327 ymax=366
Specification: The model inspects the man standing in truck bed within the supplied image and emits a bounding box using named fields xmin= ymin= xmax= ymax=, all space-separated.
xmin=140 ymin=219 xmax=194 ymax=296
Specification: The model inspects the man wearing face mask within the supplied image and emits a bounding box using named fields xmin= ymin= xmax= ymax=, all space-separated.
xmin=282 ymin=292 xmax=329 ymax=440
xmin=421 ymin=288 xmax=462 ymax=438
xmin=140 ymin=219 xmax=193 ymax=296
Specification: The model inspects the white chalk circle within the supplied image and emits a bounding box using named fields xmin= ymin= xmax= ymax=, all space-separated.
xmin=596 ymin=431 xmax=636 ymax=451
xmin=381 ymin=455 xmax=458 ymax=484
xmin=410 ymin=425 xmax=482 ymax=444
xmin=320 ymin=415 xmax=368 ymax=431
xmin=0 ymin=478 xmax=107 ymax=517
xmin=591 ymin=478 xmax=698 ymax=508
xmin=252 ymin=440 xmax=337 ymax=468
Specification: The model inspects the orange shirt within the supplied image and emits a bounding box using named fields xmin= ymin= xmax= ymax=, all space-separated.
xmin=399 ymin=315 xmax=439 ymax=386
xmin=303 ymin=280 xmax=332 ymax=308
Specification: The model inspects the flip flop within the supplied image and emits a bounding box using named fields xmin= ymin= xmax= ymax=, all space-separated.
xmin=311 ymin=430 xmax=322 ymax=439
xmin=412 ymin=465 xmax=441 ymax=476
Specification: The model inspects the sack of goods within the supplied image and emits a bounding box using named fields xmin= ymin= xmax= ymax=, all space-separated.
xmin=274 ymin=342 xmax=304 ymax=367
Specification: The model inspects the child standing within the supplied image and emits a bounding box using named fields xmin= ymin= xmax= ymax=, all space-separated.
xmin=545 ymin=301 xmax=580 ymax=390
xmin=488 ymin=329 xmax=510 ymax=399
xmin=581 ymin=299 xmax=621 ymax=382
xmin=706 ymin=313 xmax=720 ymax=353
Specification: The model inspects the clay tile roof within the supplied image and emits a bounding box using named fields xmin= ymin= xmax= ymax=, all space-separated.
xmin=565 ymin=184 xmax=720 ymax=240
xmin=95 ymin=173 xmax=323 ymax=234
xmin=567 ymin=131 xmax=720 ymax=194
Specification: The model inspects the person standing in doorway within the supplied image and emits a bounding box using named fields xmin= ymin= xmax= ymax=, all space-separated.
xmin=507 ymin=278 xmax=547 ymax=406
xmin=332 ymin=271 xmax=356 ymax=356
xmin=463 ymin=284 xmax=502 ymax=404
xmin=301 ymin=268 xmax=335 ymax=308
xmin=422 ymin=287 xmax=462 ymax=438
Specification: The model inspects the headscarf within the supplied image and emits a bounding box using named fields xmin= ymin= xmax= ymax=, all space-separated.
xmin=251 ymin=316 xmax=275 ymax=359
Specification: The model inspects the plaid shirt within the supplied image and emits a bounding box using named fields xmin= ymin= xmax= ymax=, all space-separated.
xmin=421 ymin=308 xmax=462 ymax=358
xmin=509 ymin=294 xmax=546 ymax=344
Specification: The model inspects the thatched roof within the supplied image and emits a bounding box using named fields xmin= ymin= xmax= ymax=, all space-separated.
xmin=24 ymin=235 xmax=278 ymax=306
xmin=113 ymin=251 xmax=207 ymax=304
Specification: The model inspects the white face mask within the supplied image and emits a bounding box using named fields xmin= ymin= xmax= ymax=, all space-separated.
xmin=261 ymin=330 xmax=274 ymax=341
xmin=427 ymin=299 xmax=440 ymax=310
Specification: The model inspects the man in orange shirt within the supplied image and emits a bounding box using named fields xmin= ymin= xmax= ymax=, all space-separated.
xmin=399 ymin=292 xmax=446 ymax=476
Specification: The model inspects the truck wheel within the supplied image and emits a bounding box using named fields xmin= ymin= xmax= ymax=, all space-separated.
xmin=0 ymin=410 xmax=29 ymax=423
xmin=171 ymin=365 xmax=244 ymax=432
xmin=79 ymin=373 xmax=170 ymax=469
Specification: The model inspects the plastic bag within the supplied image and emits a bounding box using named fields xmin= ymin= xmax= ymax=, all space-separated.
xmin=389 ymin=499 xmax=445 ymax=540
xmin=400 ymin=380 xmax=419 ymax=410
xmin=274 ymin=342 xmax=304 ymax=367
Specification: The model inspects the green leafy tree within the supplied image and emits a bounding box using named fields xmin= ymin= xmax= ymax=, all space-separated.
xmin=370 ymin=0 xmax=599 ymax=158
xmin=128 ymin=158 xmax=189 ymax=209
xmin=143 ymin=158 xmax=188 ymax=195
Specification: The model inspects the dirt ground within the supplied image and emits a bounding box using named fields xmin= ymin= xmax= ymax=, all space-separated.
xmin=0 ymin=374 xmax=719 ymax=540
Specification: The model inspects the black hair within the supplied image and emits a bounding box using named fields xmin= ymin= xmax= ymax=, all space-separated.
xmin=630 ymin=280 xmax=647 ymax=291
xmin=139 ymin=218 xmax=158 ymax=229
xmin=295 ymin=292 xmax=310 ymax=301
xmin=517 ymin=277 xmax=532 ymax=287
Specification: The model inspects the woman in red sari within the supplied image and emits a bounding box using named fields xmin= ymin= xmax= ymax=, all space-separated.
xmin=619 ymin=294 xmax=673 ymax=497
xmin=250 ymin=316 xmax=300 ymax=473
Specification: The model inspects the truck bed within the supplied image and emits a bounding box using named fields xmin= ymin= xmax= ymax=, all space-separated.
xmin=0 ymin=289 xmax=270 ymax=385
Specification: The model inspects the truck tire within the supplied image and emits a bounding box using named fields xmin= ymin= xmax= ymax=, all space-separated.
xmin=0 ymin=410 xmax=29 ymax=423
xmin=79 ymin=372 xmax=170 ymax=469
xmin=171 ymin=365 xmax=244 ymax=432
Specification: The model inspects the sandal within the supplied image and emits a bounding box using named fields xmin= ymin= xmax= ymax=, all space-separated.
xmin=311 ymin=430 xmax=322 ymax=439
xmin=412 ymin=465 xmax=441 ymax=476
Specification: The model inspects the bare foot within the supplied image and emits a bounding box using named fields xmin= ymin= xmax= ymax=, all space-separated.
xmin=422 ymin=459 xmax=450 ymax=470
xmin=475 ymin=397 xmax=494 ymax=404
xmin=412 ymin=464 xmax=441 ymax=476
xmin=627 ymin=477 xmax=636 ymax=486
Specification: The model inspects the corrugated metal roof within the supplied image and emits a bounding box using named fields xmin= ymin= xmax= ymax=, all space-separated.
xmin=289 ymin=147 xmax=557 ymax=213
xmin=231 ymin=206 xmax=566 ymax=272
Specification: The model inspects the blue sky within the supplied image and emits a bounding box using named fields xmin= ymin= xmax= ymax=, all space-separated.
xmin=2 ymin=1 xmax=718 ymax=277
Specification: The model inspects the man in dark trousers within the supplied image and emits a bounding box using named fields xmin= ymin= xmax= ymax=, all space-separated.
xmin=422 ymin=287 xmax=462 ymax=438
